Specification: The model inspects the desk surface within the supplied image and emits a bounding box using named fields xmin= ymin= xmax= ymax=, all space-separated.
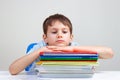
xmin=0 ymin=71 xmax=120 ymax=80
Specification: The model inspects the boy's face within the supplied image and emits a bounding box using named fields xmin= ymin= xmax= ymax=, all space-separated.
xmin=43 ymin=21 xmax=73 ymax=46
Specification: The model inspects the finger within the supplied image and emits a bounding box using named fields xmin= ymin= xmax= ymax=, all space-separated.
xmin=46 ymin=46 xmax=57 ymax=49
xmin=47 ymin=46 xmax=73 ymax=52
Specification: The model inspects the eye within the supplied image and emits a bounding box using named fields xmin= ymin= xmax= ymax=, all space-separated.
xmin=51 ymin=31 xmax=57 ymax=34
xmin=62 ymin=31 xmax=68 ymax=34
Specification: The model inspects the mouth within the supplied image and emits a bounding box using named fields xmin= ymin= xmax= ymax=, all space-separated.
xmin=56 ymin=40 xmax=65 ymax=43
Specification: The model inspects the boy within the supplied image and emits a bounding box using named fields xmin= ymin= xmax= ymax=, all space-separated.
xmin=9 ymin=14 xmax=114 ymax=75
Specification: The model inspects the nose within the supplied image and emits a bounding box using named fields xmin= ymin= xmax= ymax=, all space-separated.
xmin=57 ymin=32 xmax=63 ymax=38
xmin=57 ymin=35 xmax=62 ymax=38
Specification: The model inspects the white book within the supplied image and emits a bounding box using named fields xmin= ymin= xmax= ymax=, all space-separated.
xmin=34 ymin=65 xmax=95 ymax=74
xmin=37 ymin=73 xmax=94 ymax=78
xmin=36 ymin=65 xmax=95 ymax=71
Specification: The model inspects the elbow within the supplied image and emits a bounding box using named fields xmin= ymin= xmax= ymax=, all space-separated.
xmin=104 ymin=48 xmax=114 ymax=59
xmin=99 ymin=47 xmax=114 ymax=59
xmin=9 ymin=65 xmax=19 ymax=75
xmin=108 ymin=48 xmax=114 ymax=58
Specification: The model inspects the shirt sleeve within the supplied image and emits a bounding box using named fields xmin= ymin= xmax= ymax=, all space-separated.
xmin=25 ymin=41 xmax=47 ymax=71
xmin=70 ymin=41 xmax=79 ymax=46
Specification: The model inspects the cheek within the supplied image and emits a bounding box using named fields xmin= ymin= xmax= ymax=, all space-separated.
xmin=47 ymin=34 xmax=57 ymax=41
xmin=65 ymin=34 xmax=72 ymax=41
xmin=47 ymin=34 xmax=56 ymax=38
xmin=64 ymin=34 xmax=71 ymax=38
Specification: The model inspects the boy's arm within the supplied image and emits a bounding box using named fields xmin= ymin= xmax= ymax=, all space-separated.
xmin=9 ymin=47 xmax=54 ymax=75
xmin=9 ymin=50 xmax=39 ymax=75
xmin=73 ymin=46 xmax=114 ymax=59
xmin=47 ymin=46 xmax=114 ymax=59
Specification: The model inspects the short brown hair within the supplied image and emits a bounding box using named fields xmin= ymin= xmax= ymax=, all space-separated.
xmin=43 ymin=14 xmax=72 ymax=34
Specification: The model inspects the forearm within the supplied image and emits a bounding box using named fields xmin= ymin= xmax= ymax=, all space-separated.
xmin=47 ymin=46 xmax=114 ymax=59
xmin=9 ymin=50 xmax=40 ymax=75
xmin=73 ymin=46 xmax=114 ymax=59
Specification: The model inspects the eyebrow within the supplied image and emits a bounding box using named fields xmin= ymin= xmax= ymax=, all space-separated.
xmin=50 ymin=27 xmax=69 ymax=30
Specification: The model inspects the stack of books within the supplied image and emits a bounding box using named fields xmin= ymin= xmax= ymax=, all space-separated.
xmin=34 ymin=51 xmax=98 ymax=78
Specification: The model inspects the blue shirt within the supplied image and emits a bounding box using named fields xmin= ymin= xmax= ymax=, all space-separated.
xmin=25 ymin=40 xmax=79 ymax=71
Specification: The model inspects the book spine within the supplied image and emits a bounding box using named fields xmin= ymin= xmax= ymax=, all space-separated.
xmin=40 ymin=55 xmax=98 ymax=57
xmin=40 ymin=52 xmax=97 ymax=55
xmin=40 ymin=57 xmax=98 ymax=61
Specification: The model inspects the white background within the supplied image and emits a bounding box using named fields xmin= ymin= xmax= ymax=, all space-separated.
xmin=0 ymin=0 xmax=120 ymax=71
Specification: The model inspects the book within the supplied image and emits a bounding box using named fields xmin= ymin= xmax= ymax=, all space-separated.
xmin=36 ymin=65 xmax=95 ymax=71
xmin=39 ymin=52 xmax=98 ymax=61
xmin=37 ymin=73 xmax=94 ymax=78
xmin=40 ymin=52 xmax=97 ymax=55
xmin=34 ymin=65 xmax=95 ymax=78
xmin=36 ymin=61 xmax=99 ymax=66
xmin=40 ymin=56 xmax=98 ymax=61
xmin=35 ymin=51 xmax=98 ymax=78
xmin=35 ymin=69 xmax=94 ymax=74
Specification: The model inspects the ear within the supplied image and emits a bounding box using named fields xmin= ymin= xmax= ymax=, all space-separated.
xmin=70 ymin=34 xmax=73 ymax=41
xmin=43 ymin=34 xmax=48 ymax=43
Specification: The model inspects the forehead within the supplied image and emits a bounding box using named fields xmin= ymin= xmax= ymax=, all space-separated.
xmin=47 ymin=21 xmax=70 ymax=30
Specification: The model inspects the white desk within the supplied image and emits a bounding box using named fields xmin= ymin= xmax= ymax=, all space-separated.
xmin=0 ymin=71 xmax=120 ymax=80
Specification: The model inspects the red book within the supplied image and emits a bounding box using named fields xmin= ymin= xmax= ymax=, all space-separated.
xmin=40 ymin=51 xmax=97 ymax=55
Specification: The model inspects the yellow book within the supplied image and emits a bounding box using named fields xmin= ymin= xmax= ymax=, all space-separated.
xmin=36 ymin=61 xmax=98 ymax=66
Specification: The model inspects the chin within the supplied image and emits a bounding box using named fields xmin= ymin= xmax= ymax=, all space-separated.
xmin=56 ymin=44 xmax=66 ymax=47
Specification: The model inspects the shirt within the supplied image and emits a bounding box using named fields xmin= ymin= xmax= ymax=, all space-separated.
xmin=25 ymin=40 xmax=79 ymax=71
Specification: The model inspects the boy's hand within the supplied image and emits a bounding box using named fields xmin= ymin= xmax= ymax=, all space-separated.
xmin=46 ymin=46 xmax=74 ymax=52
xmin=38 ymin=46 xmax=55 ymax=52
xmin=38 ymin=46 xmax=65 ymax=53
